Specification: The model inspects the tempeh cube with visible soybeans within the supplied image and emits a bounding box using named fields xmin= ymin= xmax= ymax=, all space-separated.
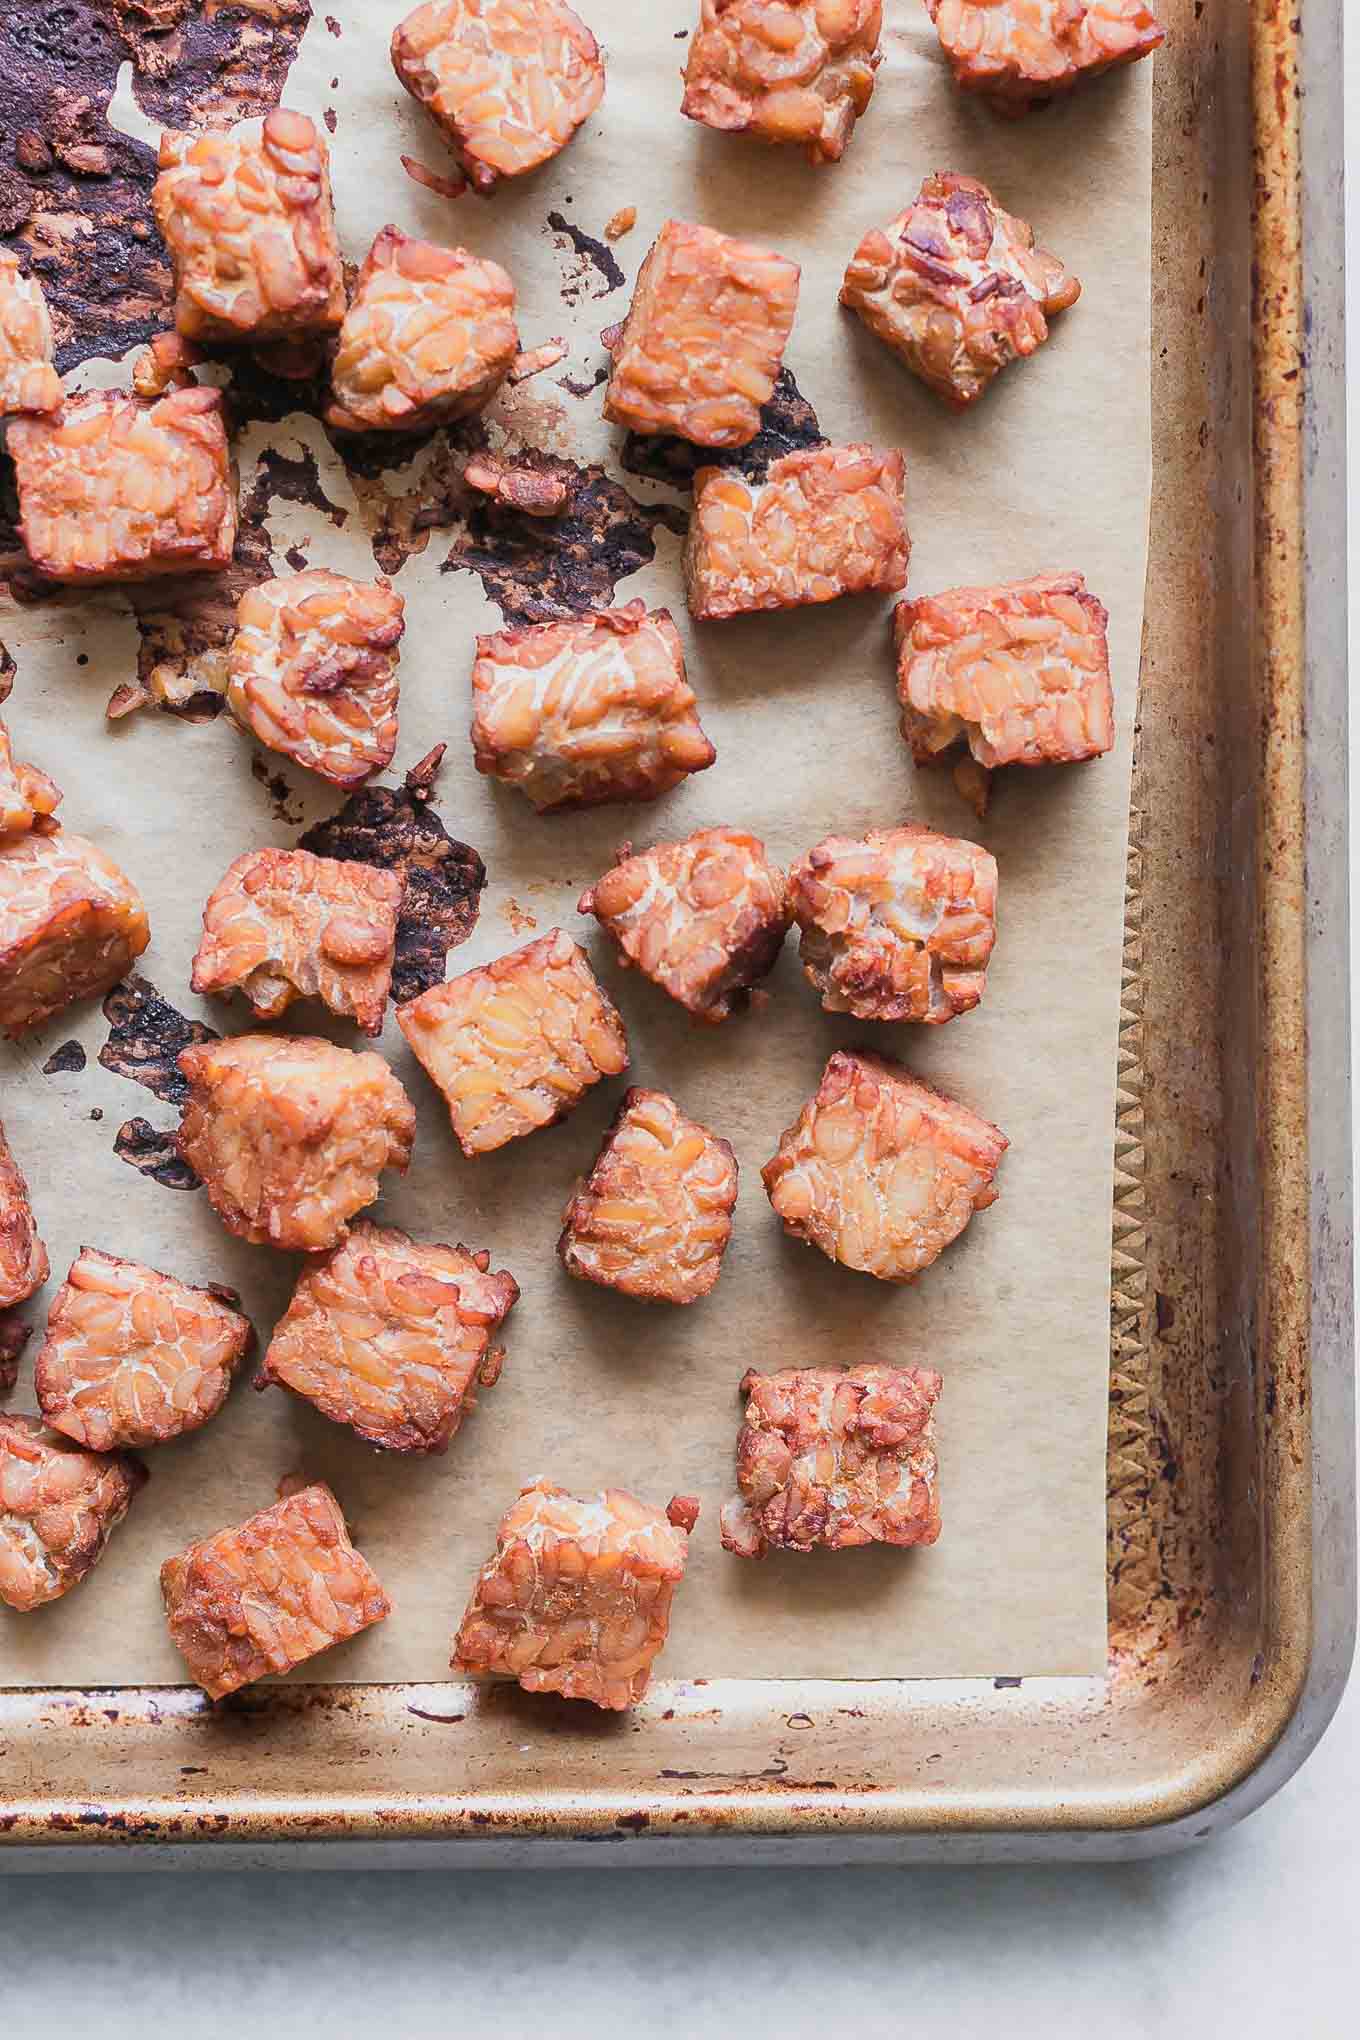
xmin=0 ymin=250 xmax=62 ymax=420
xmin=0 ymin=1413 xmax=146 ymax=1612
xmin=452 ymin=1478 xmax=700 ymax=1710
xmin=398 ymin=929 xmax=628 ymax=1155
xmin=924 ymin=0 xmax=1165 ymax=116
xmin=0 ymin=1119 xmax=48 ymax=1310
xmin=0 ymin=830 xmax=149 ymax=1037
xmin=682 ymin=0 xmax=883 ymax=164
xmin=470 ymin=603 xmax=715 ymax=813
xmin=559 ymin=1088 xmax=738 ymax=1304
xmin=257 ymin=1220 xmax=518 ymax=1455
xmin=762 ymin=1049 xmax=1007 ymax=1283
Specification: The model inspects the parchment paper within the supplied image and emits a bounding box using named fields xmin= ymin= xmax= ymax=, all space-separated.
xmin=0 ymin=1 xmax=1151 ymax=1685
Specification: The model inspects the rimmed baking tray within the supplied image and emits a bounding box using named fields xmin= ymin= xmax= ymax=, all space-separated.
xmin=0 ymin=0 xmax=1351 ymax=1866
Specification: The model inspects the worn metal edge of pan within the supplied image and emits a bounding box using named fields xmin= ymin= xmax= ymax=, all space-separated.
xmin=0 ymin=0 xmax=1352 ymax=1864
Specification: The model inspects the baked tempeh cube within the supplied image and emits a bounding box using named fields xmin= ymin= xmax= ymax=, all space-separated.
xmin=0 ymin=250 xmax=63 ymax=420
xmin=257 ymin=1219 xmax=518 ymax=1454
xmin=451 ymin=1477 xmax=699 ymax=1709
xmin=0 ymin=719 xmax=60 ymax=839
xmin=391 ymin=0 xmax=604 ymax=193
xmin=789 ymin=823 xmax=998 ymax=1024
xmin=153 ymin=110 xmax=345 ymax=342
xmin=0 ymin=830 xmax=150 ymax=1038
xmin=397 ymin=928 xmax=628 ymax=1156
xmin=682 ymin=0 xmax=882 ymax=165
xmin=227 ymin=570 xmax=406 ymax=789
xmin=191 ymin=848 xmax=405 ymax=1038
xmin=327 ymin=225 xmax=520 ymax=434
xmin=0 ymin=1413 xmax=146 ymax=1612
xmin=895 ymin=573 xmax=1115 ymax=785
xmin=720 ymin=1363 xmax=942 ymax=1557
xmin=684 ymin=444 xmax=908 ymax=619
xmin=470 ymin=603 xmax=715 ymax=813
xmin=840 ymin=172 xmax=1081 ymax=409
xmin=33 ymin=1246 xmax=253 ymax=1453
xmin=602 ymin=219 xmax=800 ymax=449
xmin=762 ymin=1049 xmax=1007 ymax=1282
xmin=579 ymin=827 xmax=790 ymax=1023
xmin=925 ymin=0 xmax=1165 ymax=115
xmin=160 ymin=1482 xmax=390 ymax=1698
xmin=559 ymin=1088 xmax=738 ymax=1304
xmin=8 ymin=389 xmax=236 ymax=585
xmin=177 ymin=1033 xmax=416 ymax=1253
xmin=0 ymin=1119 xmax=48 ymax=1310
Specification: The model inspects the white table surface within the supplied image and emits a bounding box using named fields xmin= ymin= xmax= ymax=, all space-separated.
xmin=4 ymin=30 xmax=1359 ymax=2035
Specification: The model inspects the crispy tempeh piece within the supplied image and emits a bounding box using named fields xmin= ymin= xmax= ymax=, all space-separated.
xmin=895 ymin=572 xmax=1114 ymax=784
xmin=327 ymin=225 xmax=520 ymax=434
xmin=0 ymin=830 xmax=149 ymax=1038
xmin=160 ymin=1482 xmax=390 ymax=1698
xmin=452 ymin=1477 xmax=699 ymax=1709
xmin=602 ymin=219 xmax=800 ymax=448
xmin=559 ymin=1087 xmax=738 ymax=1304
xmin=397 ymin=928 xmax=628 ymax=1155
xmin=840 ymin=171 xmax=1080 ymax=409
xmin=925 ymin=0 xmax=1165 ymax=115
xmin=789 ymin=823 xmax=998 ymax=1023
xmin=227 ymin=570 xmax=406 ymax=789
xmin=0 ymin=1413 xmax=146 ymax=1611
xmin=470 ymin=603 xmax=715 ymax=813
xmin=391 ymin=0 xmax=605 ymax=193
xmin=720 ymin=1363 xmax=942 ymax=1557
xmin=257 ymin=1219 xmax=518 ymax=1454
xmin=682 ymin=0 xmax=882 ymax=165
xmin=192 ymin=848 xmax=405 ymax=1038
xmin=0 ymin=250 xmax=63 ymax=420
xmin=684 ymin=443 xmax=908 ymax=619
xmin=8 ymin=389 xmax=237 ymax=585
xmin=762 ymin=1048 xmax=1007 ymax=1283
xmin=153 ymin=110 xmax=345 ymax=342
xmin=177 ymin=1033 xmax=416 ymax=1252
xmin=0 ymin=719 xmax=60 ymax=840
xmin=0 ymin=1119 xmax=48 ymax=1310
xmin=579 ymin=827 xmax=790 ymax=1023
xmin=33 ymin=1246 xmax=253 ymax=1452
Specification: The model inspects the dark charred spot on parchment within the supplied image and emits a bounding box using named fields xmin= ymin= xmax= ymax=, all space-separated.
xmin=546 ymin=211 xmax=626 ymax=303
xmin=443 ymin=453 xmax=685 ymax=629
xmin=41 ymin=1038 xmax=86 ymax=1075
xmin=250 ymin=750 xmax=305 ymax=825
xmin=114 ymin=1115 xmax=200 ymax=1191
xmin=0 ymin=1309 xmax=31 ymax=1395
xmin=620 ymin=369 xmax=825 ymax=491
xmin=299 ymin=746 xmax=487 ymax=1004
xmin=99 ymin=972 xmax=218 ymax=1106
xmin=0 ymin=642 xmax=14 ymax=704
xmin=558 ymin=365 xmax=608 ymax=400
xmin=114 ymin=0 xmax=309 ymax=132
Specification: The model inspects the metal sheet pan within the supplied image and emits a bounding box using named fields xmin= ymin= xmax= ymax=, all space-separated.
xmin=0 ymin=0 xmax=1351 ymax=1865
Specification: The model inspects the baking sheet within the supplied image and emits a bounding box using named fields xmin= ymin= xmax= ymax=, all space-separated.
xmin=0 ymin=1 xmax=1150 ymax=1685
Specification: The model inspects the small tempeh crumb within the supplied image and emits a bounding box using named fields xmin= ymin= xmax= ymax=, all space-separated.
xmin=0 ymin=1413 xmax=146 ymax=1612
xmin=925 ymin=0 xmax=1166 ymax=115
xmin=0 ymin=829 xmax=150 ymax=1038
xmin=894 ymin=572 xmax=1114 ymax=778
xmin=227 ymin=570 xmax=406 ymax=789
xmin=559 ymin=1087 xmax=738 ymax=1304
xmin=840 ymin=171 xmax=1080 ymax=409
xmin=160 ymin=1482 xmax=390 ymax=1698
xmin=0 ymin=250 xmax=63 ymax=420
xmin=191 ymin=847 xmax=405 ymax=1037
xmin=0 ymin=1118 xmax=49 ymax=1310
xmin=603 ymin=218 xmax=800 ymax=448
xmin=579 ymin=827 xmax=790 ymax=1023
xmin=762 ymin=1048 xmax=1007 ymax=1283
xmin=451 ymin=1476 xmax=698 ymax=1709
xmin=684 ymin=443 xmax=908 ymax=619
xmin=682 ymin=0 xmax=883 ymax=165
xmin=0 ymin=718 xmax=61 ymax=840
xmin=177 ymin=1033 xmax=416 ymax=1253
xmin=397 ymin=927 xmax=628 ymax=1155
xmin=470 ymin=602 xmax=715 ymax=814
xmin=391 ymin=0 xmax=605 ymax=194
xmin=720 ymin=1363 xmax=942 ymax=1557
xmin=153 ymin=110 xmax=345 ymax=342
xmin=327 ymin=224 xmax=520 ymax=434
xmin=33 ymin=1246 xmax=253 ymax=1452
xmin=257 ymin=1219 xmax=518 ymax=1454
xmin=789 ymin=823 xmax=998 ymax=1024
